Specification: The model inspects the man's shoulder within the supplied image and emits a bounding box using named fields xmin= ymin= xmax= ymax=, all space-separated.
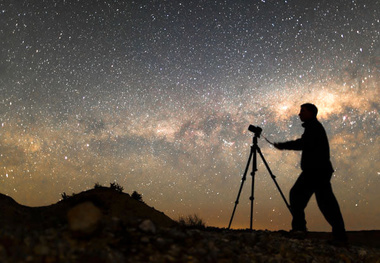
xmin=306 ymin=119 xmax=324 ymax=128
xmin=303 ymin=119 xmax=327 ymax=135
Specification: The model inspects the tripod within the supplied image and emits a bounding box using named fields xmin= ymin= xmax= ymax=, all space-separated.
xmin=228 ymin=133 xmax=292 ymax=230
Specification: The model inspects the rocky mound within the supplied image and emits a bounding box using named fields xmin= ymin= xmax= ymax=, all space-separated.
xmin=0 ymin=187 xmax=176 ymax=230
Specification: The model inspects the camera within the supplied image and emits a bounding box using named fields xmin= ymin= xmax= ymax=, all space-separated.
xmin=248 ymin=125 xmax=262 ymax=137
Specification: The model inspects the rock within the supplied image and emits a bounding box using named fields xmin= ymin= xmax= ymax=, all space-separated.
xmin=34 ymin=244 xmax=50 ymax=256
xmin=67 ymin=202 xmax=102 ymax=236
xmin=0 ymin=245 xmax=7 ymax=261
xmin=138 ymin=219 xmax=156 ymax=234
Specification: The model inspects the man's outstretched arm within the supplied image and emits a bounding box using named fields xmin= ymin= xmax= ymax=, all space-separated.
xmin=274 ymin=138 xmax=303 ymax=150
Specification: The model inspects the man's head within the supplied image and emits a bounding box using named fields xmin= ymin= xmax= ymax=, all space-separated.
xmin=299 ymin=103 xmax=318 ymax=122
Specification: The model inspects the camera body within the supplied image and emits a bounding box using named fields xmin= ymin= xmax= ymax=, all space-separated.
xmin=248 ymin=125 xmax=262 ymax=137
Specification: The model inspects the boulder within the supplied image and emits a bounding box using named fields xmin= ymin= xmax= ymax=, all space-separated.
xmin=67 ymin=202 xmax=102 ymax=236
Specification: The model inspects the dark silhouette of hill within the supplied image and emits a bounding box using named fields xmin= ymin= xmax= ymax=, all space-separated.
xmin=0 ymin=187 xmax=176 ymax=229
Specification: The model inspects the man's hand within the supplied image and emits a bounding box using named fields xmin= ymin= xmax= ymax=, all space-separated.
xmin=274 ymin=143 xmax=284 ymax=150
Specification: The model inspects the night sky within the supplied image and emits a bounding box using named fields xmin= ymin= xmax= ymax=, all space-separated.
xmin=1 ymin=0 xmax=379 ymax=231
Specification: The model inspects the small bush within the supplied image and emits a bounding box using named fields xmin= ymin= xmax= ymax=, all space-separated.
xmin=131 ymin=191 xmax=143 ymax=202
xmin=94 ymin=182 xmax=102 ymax=189
xmin=61 ymin=192 xmax=75 ymax=200
xmin=178 ymin=214 xmax=206 ymax=229
xmin=110 ymin=182 xmax=123 ymax=193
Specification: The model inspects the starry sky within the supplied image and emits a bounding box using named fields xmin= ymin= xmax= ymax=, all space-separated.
xmin=0 ymin=0 xmax=379 ymax=231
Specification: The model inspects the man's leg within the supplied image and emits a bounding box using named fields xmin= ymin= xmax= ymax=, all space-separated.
xmin=290 ymin=173 xmax=314 ymax=231
xmin=315 ymin=180 xmax=346 ymax=240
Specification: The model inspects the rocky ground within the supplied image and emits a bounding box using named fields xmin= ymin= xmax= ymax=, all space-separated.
xmin=0 ymin=187 xmax=379 ymax=262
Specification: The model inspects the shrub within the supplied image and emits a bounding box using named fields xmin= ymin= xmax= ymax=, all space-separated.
xmin=94 ymin=182 xmax=102 ymax=189
xmin=110 ymin=182 xmax=123 ymax=193
xmin=61 ymin=192 xmax=75 ymax=200
xmin=131 ymin=191 xmax=143 ymax=202
xmin=178 ymin=214 xmax=206 ymax=229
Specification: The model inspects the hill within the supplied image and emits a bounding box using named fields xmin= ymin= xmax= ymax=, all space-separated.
xmin=0 ymin=186 xmax=176 ymax=229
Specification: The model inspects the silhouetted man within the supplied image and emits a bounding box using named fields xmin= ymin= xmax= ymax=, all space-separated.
xmin=274 ymin=103 xmax=347 ymax=243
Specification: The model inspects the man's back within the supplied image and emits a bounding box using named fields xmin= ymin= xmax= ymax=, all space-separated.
xmin=300 ymin=119 xmax=333 ymax=174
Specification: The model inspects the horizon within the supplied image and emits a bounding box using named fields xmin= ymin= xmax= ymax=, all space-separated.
xmin=1 ymin=0 xmax=379 ymax=232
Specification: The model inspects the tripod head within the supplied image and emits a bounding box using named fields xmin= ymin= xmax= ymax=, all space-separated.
xmin=248 ymin=125 xmax=262 ymax=138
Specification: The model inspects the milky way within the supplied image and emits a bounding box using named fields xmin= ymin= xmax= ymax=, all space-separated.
xmin=1 ymin=0 xmax=379 ymax=231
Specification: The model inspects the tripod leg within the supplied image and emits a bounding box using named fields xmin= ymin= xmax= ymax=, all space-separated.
xmin=228 ymin=147 xmax=254 ymax=229
xmin=257 ymin=147 xmax=293 ymax=215
xmin=250 ymin=145 xmax=258 ymax=230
